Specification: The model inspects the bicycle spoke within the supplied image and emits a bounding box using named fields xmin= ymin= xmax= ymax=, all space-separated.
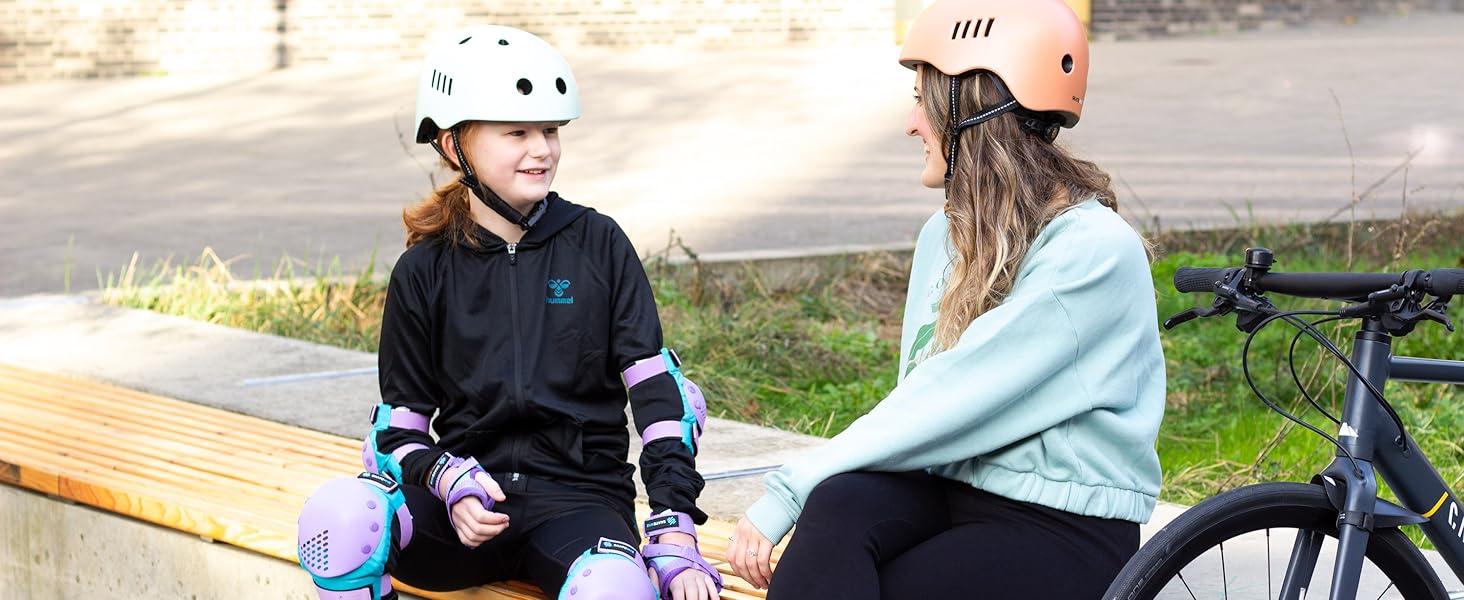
xmin=1373 ymin=582 xmax=1394 ymax=600
xmin=1266 ymin=528 xmax=1272 ymax=599
xmin=1177 ymin=572 xmax=1199 ymax=600
xmin=1221 ymin=541 xmax=1228 ymax=600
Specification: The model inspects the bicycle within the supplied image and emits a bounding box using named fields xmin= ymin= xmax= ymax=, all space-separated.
xmin=1104 ymin=247 xmax=1464 ymax=600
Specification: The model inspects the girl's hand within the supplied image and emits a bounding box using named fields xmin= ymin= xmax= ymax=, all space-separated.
xmin=726 ymin=516 xmax=774 ymax=589
xmin=658 ymin=567 xmax=718 ymax=600
xmin=449 ymin=472 xmax=508 ymax=547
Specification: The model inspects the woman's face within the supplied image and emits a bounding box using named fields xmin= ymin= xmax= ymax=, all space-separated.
xmin=906 ymin=70 xmax=945 ymax=189
xmin=442 ymin=122 xmax=563 ymax=208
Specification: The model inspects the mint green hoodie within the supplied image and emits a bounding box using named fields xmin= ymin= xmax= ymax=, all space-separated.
xmin=745 ymin=199 xmax=1165 ymax=545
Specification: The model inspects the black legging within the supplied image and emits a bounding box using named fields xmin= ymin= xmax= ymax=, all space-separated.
xmin=767 ymin=471 xmax=1139 ymax=600
xmin=391 ymin=472 xmax=638 ymax=596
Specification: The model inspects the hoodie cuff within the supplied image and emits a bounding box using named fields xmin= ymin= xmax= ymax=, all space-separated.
xmin=745 ymin=493 xmax=798 ymax=547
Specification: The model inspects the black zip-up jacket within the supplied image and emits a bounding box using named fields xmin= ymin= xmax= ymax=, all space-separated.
xmin=375 ymin=194 xmax=706 ymax=523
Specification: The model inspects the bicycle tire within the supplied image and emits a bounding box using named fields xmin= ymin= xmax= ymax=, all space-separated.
xmin=1106 ymin=482 xmax=1448 ymax=599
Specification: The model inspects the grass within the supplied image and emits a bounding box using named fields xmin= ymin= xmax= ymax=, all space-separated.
xmin=100 ymin=211 xmax=1464 ymax=513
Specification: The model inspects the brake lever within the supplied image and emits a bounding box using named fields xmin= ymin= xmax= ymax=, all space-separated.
xmin=1419 ymin=301 xmax=1454 ymax=332
xmin=1424 ymin=310 xmax=1453 ymax=331
xmin=1164 ymin=300 xmax=1233 ymax=330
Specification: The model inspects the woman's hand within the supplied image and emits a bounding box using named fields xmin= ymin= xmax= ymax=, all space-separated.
xmin=726 ymin=516 xmax=774 ymax=589
xmin=449 ymin=472 xmax=508 ymax=548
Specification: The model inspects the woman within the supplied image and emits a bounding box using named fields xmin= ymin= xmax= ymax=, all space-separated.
xmin=727 ymin=1 xmax=1166 ymax=597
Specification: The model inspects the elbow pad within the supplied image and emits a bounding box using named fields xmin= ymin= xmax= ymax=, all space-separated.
xmin=623 ymin=348 xmax=707 ymax=455
xmin=362 ymin=403 xmax=431 ymax=483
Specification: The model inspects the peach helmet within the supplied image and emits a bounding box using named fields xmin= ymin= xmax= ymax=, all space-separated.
xmin=899 ymin=0 xmax=1089 ymax=183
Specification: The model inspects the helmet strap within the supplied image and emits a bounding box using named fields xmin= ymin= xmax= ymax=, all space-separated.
xmin=449 ymin=128 xmax=546 ymax=231
xmin=941 ymin=74 xmax=1037 ymax=196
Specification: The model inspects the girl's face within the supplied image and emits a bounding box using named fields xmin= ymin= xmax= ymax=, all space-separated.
xmin=905 ymin=71 xmax=945 ymax=189
xmin=445 ymin=122 xmax=563 ymax=207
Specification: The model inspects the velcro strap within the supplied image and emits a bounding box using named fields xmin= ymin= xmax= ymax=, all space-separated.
xmin=644 ymin=511 xmax=697 ymax=542
xmin=592 ymin=538 xmax=641 ymax=561
xmin=371 ymin=403 xmax=430 ymax=433
xmin=623 ymin=349 xmax=681 ymax=388
xmin=641 ymin=420 xmax=683 ymax=447
xmin=389 ymin=442 xmax=429 ymax=463
xmin=644 ymin=543 xmax=724 ymax=592
xmin=390 ymin=409 xmax=429 ymax=432
xmin=356 ymin=471 xmax=401 ymax=494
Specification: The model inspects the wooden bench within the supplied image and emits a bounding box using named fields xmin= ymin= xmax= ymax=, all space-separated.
xmin=0 ymin=363 xmax=779 ymax=599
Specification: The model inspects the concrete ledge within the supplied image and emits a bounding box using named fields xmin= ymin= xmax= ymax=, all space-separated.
xmin=0 ymin=484 xmax=331 ymax=599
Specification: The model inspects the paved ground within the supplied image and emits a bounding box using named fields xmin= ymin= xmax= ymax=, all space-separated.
xmin=3 ymin=12 xmax=1463 ymax=295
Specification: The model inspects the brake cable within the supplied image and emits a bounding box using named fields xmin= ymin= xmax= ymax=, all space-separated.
xmin=1279 ymin=311 xmax=1413 ymax=456
xmin=1241 ymin=309 xmax=1364 ymax=477
xmin=1286 ymin=315 xmax=1346 ymax=426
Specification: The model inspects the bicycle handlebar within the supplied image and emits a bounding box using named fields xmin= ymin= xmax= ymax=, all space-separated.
xmin=1174 ymin=267 xmax=1464 ymax=300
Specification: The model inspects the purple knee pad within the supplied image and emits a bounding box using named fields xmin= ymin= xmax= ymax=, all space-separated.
xmin=558 ymin=538 xmax=658 ymax=600
xmin=642 ymin=511 xmax=724 ymax=597
xmin=297 ymin=473 xmax=413 ymax=599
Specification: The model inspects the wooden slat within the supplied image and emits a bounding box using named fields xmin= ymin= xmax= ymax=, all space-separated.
xmin=0 ymin=398 xmax=347 ymax=496
xmin=0 ymin=366 xmax=361 ymax=454
xmin=0 ymin=363 xmax=773 ymax=599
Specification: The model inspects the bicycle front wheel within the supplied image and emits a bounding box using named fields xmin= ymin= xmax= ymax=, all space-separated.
xmin=1106 ymin=482 xmax=1447 ymax=599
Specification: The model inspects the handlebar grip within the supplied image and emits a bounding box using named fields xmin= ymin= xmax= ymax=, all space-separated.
xmin=1425 ymin=269 xmax=1464 ymax=297
xmin=1174 ymin=267 xmax=1236 ymax=293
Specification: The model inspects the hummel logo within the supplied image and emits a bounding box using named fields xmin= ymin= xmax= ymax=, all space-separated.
xmin=547 ymin=279 xmax=574 ymax=305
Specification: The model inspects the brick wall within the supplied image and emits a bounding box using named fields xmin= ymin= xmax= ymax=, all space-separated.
xmin=282 ymin=1 xmax=892 ymax=66
xmin=0 ymin=0 xmax=279 ymax=82
xmin=1091 ymin=0 xmax=1421 ymax=39
xmin=0 ymin=0 xmax=892 ymax=83
xmin=3 ymin=1 xmax=1457 ymax=83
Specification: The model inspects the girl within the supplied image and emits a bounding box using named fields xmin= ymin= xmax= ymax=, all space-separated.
xmin=297 ymin=26 xmax=721 ymax=600
xmin=727 ymin=0 xmax=1166 ymax=597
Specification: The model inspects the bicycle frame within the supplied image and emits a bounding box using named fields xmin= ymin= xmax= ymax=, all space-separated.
xmin=1289 ymin=318 xmax=1464 ymax=599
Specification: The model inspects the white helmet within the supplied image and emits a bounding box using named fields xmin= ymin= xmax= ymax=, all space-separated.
xmin=413 ymin=26 xmax=580 ymax=144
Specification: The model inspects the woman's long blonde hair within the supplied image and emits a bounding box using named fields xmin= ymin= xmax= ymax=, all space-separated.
xmin=920 ymin=65 xmax=1123 ymax=352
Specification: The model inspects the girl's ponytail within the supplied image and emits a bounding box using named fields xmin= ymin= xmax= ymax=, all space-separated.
xmin=403 ymin=162 xmax=477 ymax=249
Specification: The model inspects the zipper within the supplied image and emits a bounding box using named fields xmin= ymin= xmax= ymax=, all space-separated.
xmin=507 ymin=242 xmax=524 ymax=475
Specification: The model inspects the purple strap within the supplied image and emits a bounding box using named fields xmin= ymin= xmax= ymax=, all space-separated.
xmin=429 ymin=454 xmax=493 ymax=516
xmin=643 ymin=543 xmax=724 ymax=594
xmin=644 ymin=511 xmax=698 ymax=542
xmin=642 ymin=511 xmax=722 ymax=595
xmin=641 ymin=421 xmax=683 ymax=447
xmin=388 ymin=408 xmax=429 ymax=432
xmin=622 ymin=353 xmax=673 ymax=388
xmin=390 ymin=442 xmax=429 ymax=464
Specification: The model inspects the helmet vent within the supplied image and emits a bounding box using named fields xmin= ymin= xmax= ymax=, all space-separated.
xmin=432 ymin=70 xmax=454 ymax=96
xmin=556 ymin=78 xmax=567 ymax=94
xmin=459 ymin=36 xmax=472 ymax=45
xmin=950 ymin=19 xmax=995 ymax=40
xmin=517 ymin=78 xmax=533 ymax=95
